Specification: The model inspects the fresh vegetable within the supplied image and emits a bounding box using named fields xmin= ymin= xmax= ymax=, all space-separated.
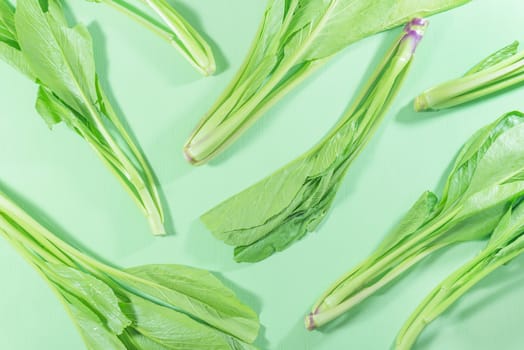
xmin=415 ymin=41 xmax=524 ymax=111
xmin=396 ymin=199 xmax=524 ymax=350
xmin=183 ymin=0 xmax=471 ymax=165
xmin=94 ymin=0 xmax=215 ymax=75
xmin=0 ymin=187 xmax=260 ymax=349
xmin=0 ymin=0 xmax=165 ymax=235
xmin=306 ymin=111 xmax=524 ymax=330
xmin=201 ymin=19 xmax=428 ymax=263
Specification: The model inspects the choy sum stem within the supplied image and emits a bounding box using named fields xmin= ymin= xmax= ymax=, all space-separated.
xmin=415 ymin=41 xmax=524 ymax=111
xmin=183 ymin=0 xmax=471 ymax=164
xmin=97 ymin=0 xmax=215 ymax=75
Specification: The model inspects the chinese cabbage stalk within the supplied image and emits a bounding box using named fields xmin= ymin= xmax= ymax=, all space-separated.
xmin=0 ymin=188 xmax=260 ymax=349
xmin=183 ymin=0 xmax=471 ymax=165
xmin=202 ymin=19 xmax=428 ymax=263
xmin=94 ymin=0 xmax=215 ymax=75
xmin=415 ymin=41 xmax=524 ymax=111
xmin=307 ymin=111 xmax=524 ymax=330
xmin=396 ymin=199 xmax=524 ymax=350
xmin=0 ymin=0 xmax=165 ymax=234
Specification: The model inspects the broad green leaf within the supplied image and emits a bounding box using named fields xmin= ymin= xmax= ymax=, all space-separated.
xmin=122 ymin=264 xmax=259 ymax=343
xmin=465 ymin=41 xmax=519 ymax=75
xmin=15 ymin=0 xmax=97 ymax=118
xmin=60 ymin=289 xmax=128 ymax=350
xmin=46 ymin=263 xmax=131 ymax=334
xmin=122 ymin=295 xmax=255 ymax=350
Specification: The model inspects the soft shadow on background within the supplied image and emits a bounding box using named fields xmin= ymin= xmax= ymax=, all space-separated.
xmin=185 ymin=219 xmax=248 ymax=271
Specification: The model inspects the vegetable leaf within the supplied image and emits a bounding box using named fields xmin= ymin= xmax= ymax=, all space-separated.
xmin=2 ymin=0 xmax=166 ymax=234
xmin=307 ymin=111 xmax=524 ymax=329
xmin=202 ymin=20 xmax=428 ymax=262
xmin=184 ymin=0 xmax=471 ymax=164
xmin=0 ymin=188 xmax=260 ymax=349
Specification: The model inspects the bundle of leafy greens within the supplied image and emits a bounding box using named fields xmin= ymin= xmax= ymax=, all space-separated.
xmin=0 ymin=0 xmax=165 ymax=235
xmin=201 ymin=19 xmax=428 ymax=263
xmin=396 ymin=199 xmax=524 ymax=350
xmin=183 ymin=0 xmax=472 ymax=165
xmin=306 ymin=111 xmax=524 ymax=330
xmin=93 ymin=0 xmax=215 ymax=75
xmin=415 ymin=41 xmax=524 ymax=111
xmin=0 ymin=188 xmax=260 ymax=349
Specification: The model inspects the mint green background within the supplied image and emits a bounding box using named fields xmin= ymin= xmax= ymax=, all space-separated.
xmin=0 ymin=1 xmax=523 ymax=349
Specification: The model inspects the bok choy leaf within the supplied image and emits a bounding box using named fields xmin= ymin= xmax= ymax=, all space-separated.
xmin=0 ymin=188 xmax=260 ymax=349
xmin=183 ymin=0 xmax=471 ymax=164
xmin=202 ymin=19 xmax=428 ymax=263
xmin=0 ymin=0 xmax=166 ymax=235
xmin=307 ymin=111 xmax=524 ymax=330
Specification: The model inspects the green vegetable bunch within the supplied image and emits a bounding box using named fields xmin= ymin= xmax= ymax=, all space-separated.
xmin=415 ymin=41 xmax=524 ymax=111
xmin=0 ymin=0 xmax=165 ymax=235
xmin=0 ymin=188 xmax=260 ymax=349
xmin=201 ymin=18 xmax=428 ymax=263
xmin=396 ymin=198 xmax=524 ymax=350
xmin=94 ymin=0 xmax=216 ymax=75
xmin=307 ymin=111 xmax=524 ymax=329
xmin=183 ymin=0 xmax=471 ymax=165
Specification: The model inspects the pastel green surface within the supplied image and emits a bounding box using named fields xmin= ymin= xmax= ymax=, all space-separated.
xmin=0 ymin=1 xmax=523 ymax=349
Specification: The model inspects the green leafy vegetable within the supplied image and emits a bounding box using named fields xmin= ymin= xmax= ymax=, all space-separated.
xmin=306 ymin=111 xmax=524 ymax=330
xmin=415 ymin=41 xmax=524 ymax=111
xmin=0 ymin=188 xmax=260 ymax=349
xmin=396 ymin=199 xmax=524 ymax=350
xmin=183 ymin=0 xmax=471 ymax=165
xmin=92 ymin=0 xmax=215 ymax=75
xmin=201 ymin=19 xmax=428 ymax=263
xmin=0 ymin=0 xmax=165 ymax=235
